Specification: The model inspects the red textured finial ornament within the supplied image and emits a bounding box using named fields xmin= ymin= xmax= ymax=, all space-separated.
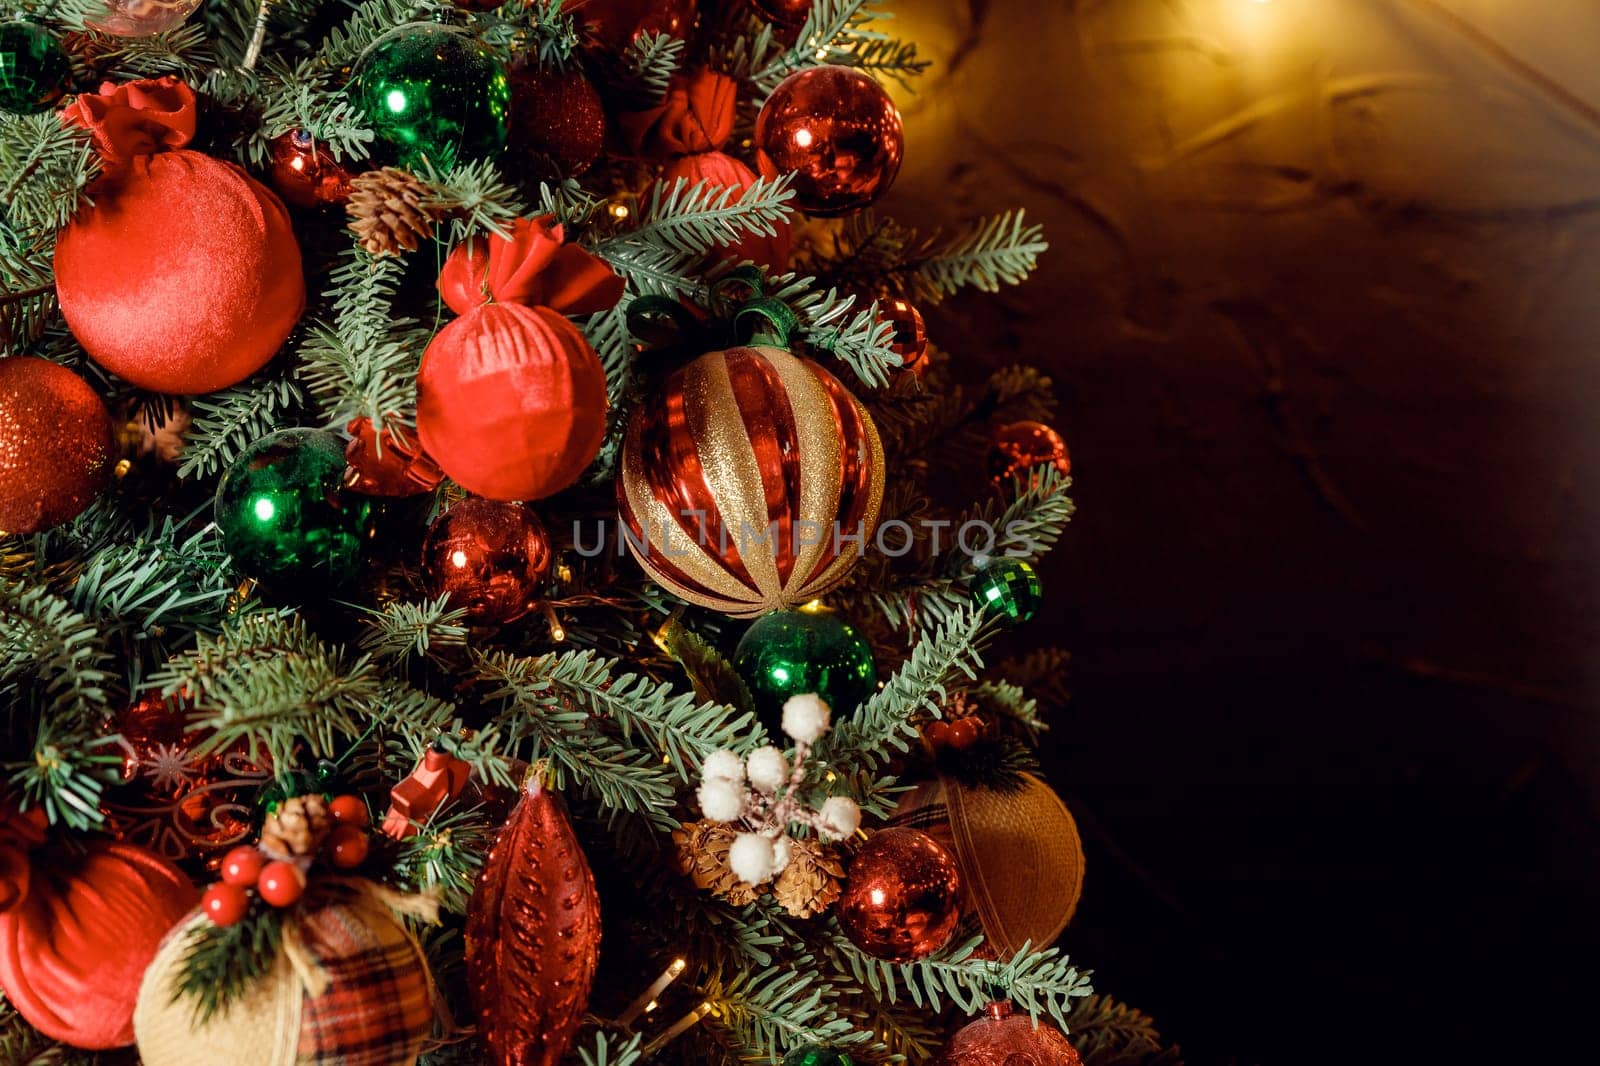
xmin=756 ymin=65 xmax=904 ymax=217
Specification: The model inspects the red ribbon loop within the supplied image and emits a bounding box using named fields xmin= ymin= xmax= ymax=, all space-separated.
xmin=0 ymin=805 xmax=48 ymax=913
xmin=63 ymin=76 xmax=198 ymax=168
xmin=438 ymin=215 xmax=625 ymax=317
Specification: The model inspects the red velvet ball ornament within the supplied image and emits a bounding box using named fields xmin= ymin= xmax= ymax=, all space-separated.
xmin=328 ymin=794 xmax=369 ymax=827
xmin=416 ymin=215 xmax=622 ymax=501
xmin=256 ymin=861 xmax=305 ymax=908
xmin=219 ymin=846 xmax=264 ymax=887
xmin=201 ymin=882 xmax=250 ymax=927
xmin=987 ymin=421 xmax=1071 ymax=485
xmin=325 ymin=825 xmax=370 ymax=870
xmin=837 ymin=827 xmax=962 ymax=962
xmin=661 ymin=152 xmax=792 ymax=269
xmin=570 ymin=0 xmax=696 ymax=50
xmin=342 ymin=417 xmax=443 ymax=497
xmin=267 ymin=129 xmax=354 ymax=209
xmin=423 ymin=498 xmax=553 ymax=625
xmin=938 ymin=1000 xmax=1083 ymax=1066
xmin=756 ymin=65 xmax=904 ymax=217
xmin=508 ymin=62 xmax=605 ymax=180
xmin=0 ymin=356 xmax=115 ymax=534
xmin=881 ymin=297 xmax=928 ymax=378
xmin=0 ymin=833 xmax=198 ymax=1050
xmin=55 ymin=78 xmax=304 ymax=395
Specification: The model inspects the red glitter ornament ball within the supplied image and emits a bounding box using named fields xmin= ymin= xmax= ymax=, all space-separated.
xmin=267 ymin=129 xmax=354 ymax=209
xmin=508 ymin=62 xmax=606 ymax=181
xmin=756 ymin=65 xmax=904 ymax=217
xmin=423 ymin=498 xmax=553 ymax=626
xmin=938 ymin=1000 xmax=1083 ymax=1066
xmin=837 ymin=827 xmax=962 ymax=962
xmin=881 ymin=297 xmax=928 ymax=378
xmin=0 ymin=356 xmax=115 ymax=534
xmin=201 ymin=882 xmax=250 ymax=927
xmin=987 ymin=421 xmax=1071 ymax=485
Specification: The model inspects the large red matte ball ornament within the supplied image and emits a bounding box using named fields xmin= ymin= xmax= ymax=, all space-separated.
xmin=836 ymin=827 xmax=962 ymax=962
xmin=0 ymin=356 xmax=115 ymax=534
xmin=267 ymin=129 xmax=354 ymax=208
xmin=416 ymin=215 xmax=622 ymax=501
xmin=0 ymin=831 xmax=197 ymax=1050
xmin=508 ymin=62 xmax=605 ymax=180
xmin=756 ymin=65 xmax=904 ymax=217
xmin=423 ymin=498 xmax=553 ymax=625
xmin=466 ymin=774 xmax=601 ymax=1066
xmin=938 ymin=1000 xmax=1083 ymax=1066
xmin=54 ymin=78 xmax=305 ymax=395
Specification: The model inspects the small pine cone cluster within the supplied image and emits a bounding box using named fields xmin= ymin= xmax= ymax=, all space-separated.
xmin=260 ymin=793 xmax=332 ymax=859
xmin=673 ymin=819 xmax=844 ymax=918
xmin=346 ymin=167 xmax=443 ymax=256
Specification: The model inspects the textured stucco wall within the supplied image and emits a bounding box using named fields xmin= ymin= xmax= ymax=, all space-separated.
xmin=877 ymin=2 xmax=1600 ymax=1061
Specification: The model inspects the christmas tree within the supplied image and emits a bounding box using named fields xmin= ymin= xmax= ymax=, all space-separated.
xmin=0 ymin=1 xmax=1179 ymax=1063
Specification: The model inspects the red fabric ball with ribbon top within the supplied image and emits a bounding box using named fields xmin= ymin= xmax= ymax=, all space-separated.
xmin=416 ymin=216 xmax=623 ymax=501
xmin=54 ymin=78 xmax=304 ymax=395
xmin=660 ymin=144 xmax=792 ymax=270
xmin=0 ymin=806 xmax=197 ymax=1050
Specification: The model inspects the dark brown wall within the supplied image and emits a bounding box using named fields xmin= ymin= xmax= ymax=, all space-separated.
xmin=880 ymin=2 xmax=1600 ymax=1061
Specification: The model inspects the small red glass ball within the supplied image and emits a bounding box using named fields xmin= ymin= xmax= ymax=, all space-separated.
xmin=267 ymin=129 xmax=354 ymax=209
xmin=837 ymin=827 xmax=962 ymax=962
xmin=882 ymin=297 xmax=928 ymax=378
xmin=748 ymin=0 xmax=811 ymax=28
xmin=328 ymin=794 xmax=369 ymax=827
xmin=422 ymin=498 xmax=554 ymax=626
xmin=987 ymin=421 xmax=1071 ymax=486
xmin=946 ymin=718 xmax=981 ymax=751
xmin=202 ymin=882 xmax=250 ymax=926
xmin=257 ymin=860 xmax=306 ymax=907
xmin=219 ymin=846 xmax=265 ymax=886
xmin=326 ymin=825 xmax=371 ymax=870
xmin=756 ymin=65 xmax=904 ymax=217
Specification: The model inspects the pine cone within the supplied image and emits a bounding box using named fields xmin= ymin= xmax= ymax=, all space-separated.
xmin=772 ymin=836 xmax=844 ymax=919
xmin=346 ymin=167 xmax=441 ymax=256
xmin=260 ymin=793 xmax=332 ymax=858
xmin=672 ymin=820 xmax=762 ymax=907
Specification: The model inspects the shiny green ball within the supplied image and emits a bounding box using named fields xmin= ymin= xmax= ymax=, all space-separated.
xmin=349 ymin=22 xmax=510 ymax=169
xmin=215 ymin=429 xmax=372 ymax=589
xmin=0 ymin=22 xmax=70 ymax=115
xmin=783 ymin=1046 xmax=854 ymax=1066
xmin=970 ymin=557 xmax=1043 ymax=624
xmin=735 ymin=610 xmax=877 ymax=732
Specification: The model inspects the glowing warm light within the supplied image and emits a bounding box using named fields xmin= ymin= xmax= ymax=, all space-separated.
xmin=253 ymin=497 xmax=275 ymax=522
xmin=608 ymin=201 xmax=631 ymax=221
xmin=113 ymin=459 xmax=132 ymax=479
xmin=799 ymin=598 xmax=826 ymax=613
xmin=794 ymin=128 xmax=814 ymax=148
xmin=385 ymin=89 xmax=408 ymax=114
xmin=870 ymin=887 xmax=887 ymax=906
xmin=450 ymin=549 xmax=468 ymax=569
xmin=645 ymin=1000 xmax=658 ymax=1013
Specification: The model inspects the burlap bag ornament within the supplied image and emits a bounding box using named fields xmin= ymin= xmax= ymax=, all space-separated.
xmin=890 ymin=772 xmax=1085 ymax=958
xmin=134 ymin=880 xmax=439 ymax=1066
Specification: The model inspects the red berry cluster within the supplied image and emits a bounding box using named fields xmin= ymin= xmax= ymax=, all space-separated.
xmin=201 ymin=794 xmax=371 ymax=927
xmin=922 ymin=714 xmax=991 ymax=753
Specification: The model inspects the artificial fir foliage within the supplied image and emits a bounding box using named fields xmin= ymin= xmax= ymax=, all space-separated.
xmin=0 ymin=1 xmax=1184 ymax=1063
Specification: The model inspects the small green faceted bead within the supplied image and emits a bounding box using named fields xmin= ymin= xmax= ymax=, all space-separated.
xmin=0 ymin=22 xmax=71 ymax=115
xmin=970 ymin=557 xmax=1044 ymax=624
xmin=783 ymin=1045 xmax=855 ymax=1066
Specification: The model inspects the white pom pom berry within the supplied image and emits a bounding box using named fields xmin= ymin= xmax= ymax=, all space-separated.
xmin=770 ymin=834 xmax=793 ymax=877
xmin=697 ymin=778 xmax=744 ymax=822
xmin=702 ymin=749 xmax=745 ymax=786
xmin=817 ymin=796 xmax=861 ymax=841
xmin=729 ymin=832 xmax=777 ymax=885
xmin=745 ymin=746 xmax=788 ymax=793
xmin=781 ymin=693 xmax=832 ymax=744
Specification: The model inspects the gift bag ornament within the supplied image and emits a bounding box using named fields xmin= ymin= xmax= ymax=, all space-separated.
xmin=54 ymin=78 xmax=305 ymax=395
xmin=0 ymin=806 xmax=198 ymax=1050
xmin=416 ymin=215 xmax=623 ymax=501
xmin=134 ymin=881 xmax=437 ymax=1066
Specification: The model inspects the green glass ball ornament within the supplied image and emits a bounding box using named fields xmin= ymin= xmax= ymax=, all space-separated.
xmin=735 ymin=609 xmax=877 ymax=732
xmin=783 ymin=1046 xmax=855 ymax=1066
xmin=215 ymin=429 xmax=372 ymax=589
xmin=970 ymin=557 xmax=1043 ymax=624
xmin=0 ymin=22 xmax=71 ymax=115
xmin=349 ymin=22 xmax=510 ymax=169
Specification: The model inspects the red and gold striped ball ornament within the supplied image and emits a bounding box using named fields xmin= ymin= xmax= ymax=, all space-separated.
xmin=617 ymin=345 xmax=885 ymax=617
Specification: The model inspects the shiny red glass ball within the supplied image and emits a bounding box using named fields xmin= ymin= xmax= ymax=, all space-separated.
xmin=219 ymin=846 xmax=265 ymax=887
xmin=257 ymin=860 xmax=305 ymax=908
xmin=756 ymin=65 xmax=904 ymax=217
xmin=202 ymin=882 xmax=250 ymax=926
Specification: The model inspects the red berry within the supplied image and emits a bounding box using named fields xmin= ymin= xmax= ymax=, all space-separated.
xmin=257 ymin=861 xmax=305 ymax=907
xmin=328 ymin=794 xmax=369 ymax=827
xmin=947 ymin=717 xmax=981 ymax=750
xmin=924 ymin=720 xmax=952 ymax=749
xmin=326 ymin=824 xmax=370 ymax=870
xmin=202 ymin=882 xmax=250 ymax=926
xmin=220 ymin=846 xmax=265 ymax=887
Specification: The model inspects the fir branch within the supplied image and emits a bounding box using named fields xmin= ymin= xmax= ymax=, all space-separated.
xmin=66 ymin=22 xmax=219 ymax=80
xmin=619 ymin=29 xmax=686 ymax=103
xmin=0 ymin=997 xmax=94 ymax=1066
xmin=702 ymin=959 xmax=878 ymax=1061
xmin=973 ymin=679 xmax=1047 ymax=739
xmin=958 ymin=465 xmax=1074 ymax=565
xmin=356 ymin=595 xmax=470 ymax=669
xmin=170 ymin=907 xmax=284 ymax=1023
xmin=0 ymin=112 xmax=98 ymax=234
xmin=595 ymin=239 xmax=706 ymax=301
xmin=611 ymin=175 xmax=795 ymax=260
xmin=1069 ymin=994 xmax=1185 ymax=1066
xmin=795 ymin=289 xmax=899 ymax=388
xmin=422 ymin=158 xmax=526 ymax=243
xmin=254 ymin=57 xmax=375 ymax=166
xmin=389 ymin=803 xmax=493 ymax=913
xmin=473 ymin=0 xmax=581 ymax=63
xmin=178 ymin=374 xmax=307 ymax=480
xmin=751 ymin=0 xmax=925 ymax=92
xmin=319 ymin=0 xmax=436 ymax=69
xmin=583 ymin=301 xmax=635 ymax=404
xmin=575 ymin=1030 xmax=645 ymax=1066
xmin=994 ymin=646 xmax=1072 ymax=715
xmin=0 ymin=579 xmax=115 ymax=727
xmin=914 ymin=210 xmax=1048 ymax=299
xmin=7 ymin=722 xmax=121 ymax=831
